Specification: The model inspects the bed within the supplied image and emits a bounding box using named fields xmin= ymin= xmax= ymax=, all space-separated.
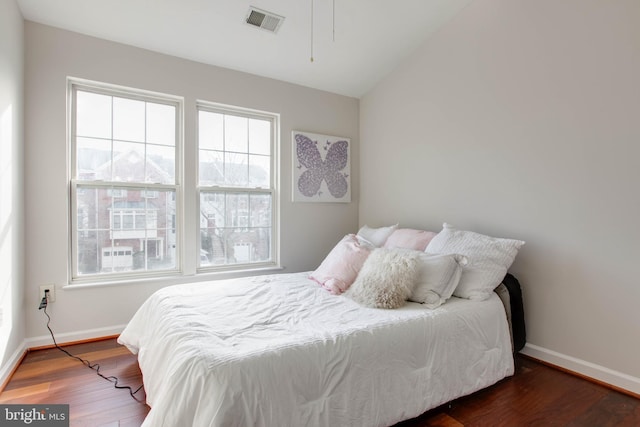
xmin=118 ymin=271 xmax=524 ymax=427
xmin=119 ymin=223 xmax=526 ymax=426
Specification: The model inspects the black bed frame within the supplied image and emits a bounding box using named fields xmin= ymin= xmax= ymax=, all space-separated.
xmin=501 ymin=273 xmax=526 ymax=353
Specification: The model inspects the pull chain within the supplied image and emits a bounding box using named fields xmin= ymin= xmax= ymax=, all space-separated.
xmin=310 ymin=0 xmax=314 ymax=62
xmin=332 ymin=0 xmax=335 ymax=42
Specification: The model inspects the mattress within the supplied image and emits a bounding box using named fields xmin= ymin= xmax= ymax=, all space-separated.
xmin=118 ymin=272 xmax=514 ymax=427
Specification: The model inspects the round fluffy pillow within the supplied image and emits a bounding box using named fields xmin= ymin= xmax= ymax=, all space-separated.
xmin=344 ymin=248 xmax=419 ymax=309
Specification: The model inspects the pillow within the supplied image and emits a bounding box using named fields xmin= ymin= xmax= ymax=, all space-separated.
xmin=310 ymin=234 xmax=374 ymax=295
xmin=356 ymin=224 xmax=398 ymax=247
xmin=425 ymin=223 xmax=525 ymax=301
xmin=409 ymin=253 xmax=468 ymax=308
xmin=383 ymin=228 xmax=437 ymax=251
xmin=344 ymin=248 xmax=419 ymax=309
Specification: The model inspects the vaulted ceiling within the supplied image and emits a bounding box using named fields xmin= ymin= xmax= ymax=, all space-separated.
xmin=16 ymin=0 xmax=473 ymax=98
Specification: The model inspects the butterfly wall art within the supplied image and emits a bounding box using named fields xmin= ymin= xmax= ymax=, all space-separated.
xmin=292 ymin=131 xmax=351 ymax=202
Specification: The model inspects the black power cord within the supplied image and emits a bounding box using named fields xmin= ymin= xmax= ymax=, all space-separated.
xmin=39 ymin=292 xmax=144 ymax=402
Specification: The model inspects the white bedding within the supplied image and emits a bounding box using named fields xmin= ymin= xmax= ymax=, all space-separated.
xmin=118 ymin=272 xmax=514 ymax=427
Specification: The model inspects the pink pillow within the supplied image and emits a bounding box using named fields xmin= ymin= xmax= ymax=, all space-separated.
xmin=383 ymin=228 xmax=438 ymax=251
xmin=310 ymin=234 xmax=373 ymax=294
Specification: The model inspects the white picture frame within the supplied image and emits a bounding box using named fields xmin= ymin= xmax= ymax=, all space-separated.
xmin=292 ymin=131 xmax=351 ymax=203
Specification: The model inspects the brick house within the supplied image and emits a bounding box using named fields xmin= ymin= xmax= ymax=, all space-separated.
xmin=76 ymin=148 xmax=176 ymax=274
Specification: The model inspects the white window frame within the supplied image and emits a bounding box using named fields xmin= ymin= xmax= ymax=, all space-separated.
xmin=68 ymin=78 xmax=184 ymax=284
xmin=196 ymin=101 xmax=279 ymax=272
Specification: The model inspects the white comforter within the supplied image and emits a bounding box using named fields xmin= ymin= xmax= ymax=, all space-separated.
xmin=118 ymin=272 xmax=514 ymax=427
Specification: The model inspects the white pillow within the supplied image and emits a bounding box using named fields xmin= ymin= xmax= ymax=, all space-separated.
xmin=425 ymin=223 xmax=525 ymax=301
xmin=344 ymin=248 xmax=418 ymax=309
xmin=357 ymin=223 xmax=398 ymax=247
xmin=409 ymin=252 xmax=468 ymax=309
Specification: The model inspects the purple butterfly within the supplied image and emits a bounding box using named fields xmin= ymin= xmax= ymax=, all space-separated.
xmin=295 ymin=134 xmax=348 ymax=198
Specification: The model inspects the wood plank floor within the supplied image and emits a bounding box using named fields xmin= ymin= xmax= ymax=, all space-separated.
xmin=1 ymin=339 xmax=638 ymax=426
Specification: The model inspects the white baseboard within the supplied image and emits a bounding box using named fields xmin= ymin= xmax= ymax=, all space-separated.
xmin=24 ymin=324 xmax=127 ymax=349
xmin=0 ymin=341 xmax=28 ymax=390
xmin=521 ymin=343 xmax=640 ymax=396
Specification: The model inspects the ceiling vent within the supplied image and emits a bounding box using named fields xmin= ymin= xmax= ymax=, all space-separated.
xmin=245 ymin=7 xmax=284 ymax=34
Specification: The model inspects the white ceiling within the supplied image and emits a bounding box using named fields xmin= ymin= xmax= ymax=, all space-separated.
xmin=16 ymin=0 xmax=473 ymax=98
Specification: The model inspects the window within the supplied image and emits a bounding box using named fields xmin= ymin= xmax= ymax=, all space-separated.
xmin=68 ymin=79 xmax=279 ymax=283
xmin=197 ymin=103 xmax=277 ymax=269
xmin=69 ymin=79 xmax=181 ymax=281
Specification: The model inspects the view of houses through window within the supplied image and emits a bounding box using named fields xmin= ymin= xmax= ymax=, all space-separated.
xmin=75 ymin=186 xmax=177 ymax=275
xmin=69 ymin=79 xmax=277 ymax=283
xmin=197 ymin=105 xmax=275 ymax=268
xmin=71 ymin=83 xmax=180 ymax=280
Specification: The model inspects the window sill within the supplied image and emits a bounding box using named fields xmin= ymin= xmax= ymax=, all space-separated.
xmin=63 ymin=265 xmax=286 ymax=290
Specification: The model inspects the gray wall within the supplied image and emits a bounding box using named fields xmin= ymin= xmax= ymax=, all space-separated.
xmin=0 ymin=0 xmax=25 ymax=382
xmin=360 ymin=0 xmax=640 ymax=392
xmin=23 ymin=22 xmax=359 ymax=343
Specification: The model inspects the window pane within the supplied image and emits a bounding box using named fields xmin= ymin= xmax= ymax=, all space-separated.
xmin=251 ymin=227 xmax=272 ymax=262
xmin=146 ymin=103 xmax=176 ymax=146
xmin=200 ymin=192 xmax=225 ymax=227
xmin=199 ymin=111 xmax=223 ymax=151
xmin=249 ymin=154 xmax=270 ymax=188
xmin=76 ymin=137 xmax=112 ymax=180
xmin=200 ymin=227 xmax=224 ymax=266
xmin=224 ymin=115 xmax=248 ymax=153
xmin=76 ymin=184 xmax=176 ymax=276
xmin=147 ymin=144 xmax=175 ymax=184
xmin=250 ymin=194 xmax=271 ymax=227
xmin=76 ymin=91 xmax=111 ymax=139
xmin=225 ymin=193 xmax=248 ymax=229
xmin=199 ymin=191 xmax=272 ymax=266
xmin=145 ymin=189 xmax=175 ymax=270
xmin=112 ymin=141 xmax=145 ymax=182
xmin=249 ymin=119 xmax=270 ymax=155
xmin=200 ymin=192 xmax=224 ymax=265
xmin=76 ymin=229 xmax=110 ymax=275
xmin=96 ymin=231 xmax=117 ymax=273
xmin=225 ymin=152 xmax=248 ymax=186
xmin=197 ymin=110 xmax=273 ymax=188
xmin=113 ymin=97 xmax=145 ymax=142
xmin=76 ymin=186 xmax=97 ymax=237
xmin=199 ymin=150 xmax=224 ymax=186
xmin=76 ymin=90 xmax=177 ymax=184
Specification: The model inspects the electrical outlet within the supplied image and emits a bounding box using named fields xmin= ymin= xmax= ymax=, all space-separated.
xmin=40 ymin=285 xmax=56 ymax=303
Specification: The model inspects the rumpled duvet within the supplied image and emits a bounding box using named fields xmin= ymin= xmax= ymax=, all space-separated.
xmin=118 ymin=272 xmax=514 ymax=427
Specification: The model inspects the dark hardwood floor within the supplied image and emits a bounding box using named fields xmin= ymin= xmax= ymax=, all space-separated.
xmin=1 ymin=338 xmax=638 ymax=426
